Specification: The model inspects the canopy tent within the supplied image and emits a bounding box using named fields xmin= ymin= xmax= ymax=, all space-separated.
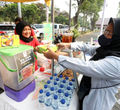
xmin=0 ymin=0 xmax=37 ymax=2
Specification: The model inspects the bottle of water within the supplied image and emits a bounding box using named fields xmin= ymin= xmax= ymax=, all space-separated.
xmin=66 ymin=86 xmax=72 ymax=96
xmin=59 ymin=74 xmax=63 ymax=82
xmin=44 ymin=84 xmax=48 ymax=93
xmin=64 ymin=92 xmax=71 ymax=106
xmin=52 ymin=94 xmax=59 ymax=110
xmin=59 ymin=84 xmax=64 ymax=91
xmin=53 ymin=81 xmax=58 ymax=90
xmin=69 ymin=82 xmax=74 ymax=90
xmin=71 ymin=78 xmax=75 ymax=88
xmin=50 ymin=76 xmax=53 ymax=81
xmin=59 ymin=99 xmax=68 ymax=110
xmin=57 ymin=89 xmax=64 ymax=99
xmin=65 ymin=76 xmax=69 ymax=85
xmin=46 ymin=80 xmax=51 ymax=88
xmin=54 ymin=73 xmax=58 ymax=78
xmin=55 ymin=77 xmax=60 ymax=84
xmin=62 ymin=79 xmax=67 ymax=88
xmin=44 ymin=92 xmax=52 ymax=107
xmin=38 ymin=89 xmax=45 ymax=109
xmin=50 ymin=87 xmax=55 ymax=96
xmin=38 ymin=89 xmax=44 ymax=103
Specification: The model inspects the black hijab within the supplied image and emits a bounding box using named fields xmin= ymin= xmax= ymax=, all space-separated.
xmin=92 ymin=18 xmax=120 ymax=60
xmin=16 ymin=21 xmax=33 ymax=43
xmin=78 ymin=18 xmax=120 ymax=110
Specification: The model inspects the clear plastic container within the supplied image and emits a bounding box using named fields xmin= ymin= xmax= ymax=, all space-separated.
xmin=52 ymin=94 xmax=59 ymax=110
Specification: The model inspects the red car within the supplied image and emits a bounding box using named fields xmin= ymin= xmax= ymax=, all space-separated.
xmin=0 ymin=31 xmax=6 ymax=35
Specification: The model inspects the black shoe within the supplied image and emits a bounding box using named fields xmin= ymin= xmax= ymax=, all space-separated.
xmin=0 ymin=87 xmax=4 ymax=94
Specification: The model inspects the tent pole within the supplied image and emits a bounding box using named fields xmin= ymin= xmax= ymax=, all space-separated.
xmin=100 ymin=0 xmax=106 ymax=35
xmin=18 ymin=2 xmax=22 ymax=18
xmin=69 ymin=0 xmax=71 ymax=30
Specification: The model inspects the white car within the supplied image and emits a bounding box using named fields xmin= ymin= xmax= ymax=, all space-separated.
xmin=0 ymin=24 xmax=15 ymax=36
xmin=32 ymin=24 xmax=44 ymax=38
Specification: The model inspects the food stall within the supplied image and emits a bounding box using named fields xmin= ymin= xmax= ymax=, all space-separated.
xmin=0 ymin=35 xmax=79 ymax=110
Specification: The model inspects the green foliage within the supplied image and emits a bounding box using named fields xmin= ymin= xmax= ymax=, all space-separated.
xmin=0 ymin=3 xmax=69 ymax=25
xmin=72 ymin=29 xmax=80 ymax=38
xmin=54 ymin=9 xmax=69 ymax=25
xmin=74 ymin=0 xmax=104 ymax=30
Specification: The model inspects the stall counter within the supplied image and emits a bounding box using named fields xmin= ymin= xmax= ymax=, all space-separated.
xmin=0 ymin=90 xmax=79 ymax=110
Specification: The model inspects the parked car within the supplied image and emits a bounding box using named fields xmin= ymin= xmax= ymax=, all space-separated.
xmin=0 ymin=31 xmax=6 ymax=35
xmin=54 ymin=23 xmax=69 ymax=34
xmin=0 ymin=24 xmax=15 ymax=36
xmin=32 ymin=24 xmax=44 ymax=38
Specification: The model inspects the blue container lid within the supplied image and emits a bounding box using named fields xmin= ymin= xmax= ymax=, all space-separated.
xmin=64 ymin=92 xmax=69 ymax=97
xmin=69 ymin=82 xmax=73 ymax=86
xmin=60 ymin=99 xmax=65 ymax=104
xmin=39 ymin=89 xmax=43 ymax=94
xmin=54 ymin=73 xmax=57 ymax=76
xmin=54 ymin=95 xmax=58 ymax=99
xmin=65 ymin=77 xmax=69 ymax=80
xmin=50 ymin=76 xmax=53 ymax=80
xmin=56 ymin=78 xmax=59 ymax=81
xmin=44 ymin=85 xmax=48 ymax=88
xmin=47 ymin=80 xmax=51 ymax=84
xmin=62 ymin=79 xmax=66 ymax=83
xmin=46 ymin=92 xmax=50 ymax=96
xmin=58 ymin=89 xmax=62 ymax=93
xmin=67 ymin=86 xmax=71 ymax=90
xmin=59 ymin=74 xmax=63 ymax=78
xmin=50 ymin=87 xmax=54 ymax=91
xmin=60 ymin=84 xmax=64 ymax=88
xmin=54 ymin=81 xmax=57 ymax=85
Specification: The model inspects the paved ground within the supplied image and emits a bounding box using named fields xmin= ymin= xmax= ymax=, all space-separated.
xmin=76 ymin=31 xmax=120 ymax=110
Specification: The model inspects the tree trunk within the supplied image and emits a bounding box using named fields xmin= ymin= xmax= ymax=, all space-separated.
xmin=73 ymin=0 xmax=85 ymax=29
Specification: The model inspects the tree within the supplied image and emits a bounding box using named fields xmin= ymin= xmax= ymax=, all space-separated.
xmin=54 ymin=8 xmax=69 ymax=25
xmin=73 ymin=0 xmax=104 ymax=30
xmin=73 ymin=0 xmax=85 ymax=29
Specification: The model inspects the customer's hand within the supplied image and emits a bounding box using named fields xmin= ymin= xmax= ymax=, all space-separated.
xmin=33 ymin=46 xmax=39 ymax=52
xmin=43 ymin=48 xmax=59 ymax=60
xmin=57 ymin=43 xmax=71 ymax=50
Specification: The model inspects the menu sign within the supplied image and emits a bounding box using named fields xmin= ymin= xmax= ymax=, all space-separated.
xmin=15 ymin=49 xmax=35 ymax=83
xmin=43 ymin=23 xmax=53 ymax=42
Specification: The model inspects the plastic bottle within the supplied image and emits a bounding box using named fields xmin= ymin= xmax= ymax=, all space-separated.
xmin=50 ymin=87 xmax=55 ymax=96
xmin=38 ymin=89 xmax=45 ymax=109
xmin=69 ymin=82 xmax=74 ymax=90
xmin=59 ymin=84 xmax=64 ymax=91
xmin=44 ymin=84 xmax=48 ymax=93
xmin=59 ymin=74 xmax=63 ymax=82
xmin=66 ymin=86 xmax=72 ymax=96
xmin=52 ymin=94 xmax=59 ymax=110
xmin=53 ymin=81 xmax=58 ymax=90
xmin=38 ymin=89 xmax=44 ymax=103
xmin=54 ymin=73 xmax=57 ymax=78
xmin=57 ymin=89 xmax=64 ymax=99
xmin=71 ymin=78 xmax=75 ymax=88
xmin=64 ymin=92 xmax=71 ymax=106
xmin=55 ymin=77 xmax=60 ymax=84
xmin=44 ymin=92 xmax=52 ymax=107
xmin=65 ymin=76 xmax=69 ymax=85
xmin=46 ymin=80 xmax=51 ymax=88
xmin=59 ymin=99 xmax=68 ymax=110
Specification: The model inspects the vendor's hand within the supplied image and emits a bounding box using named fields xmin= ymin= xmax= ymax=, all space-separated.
xmin=57 ymin=43 xmax=71 ymax=50
xmin=43 ymin=48 xmax=59 ymax=60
